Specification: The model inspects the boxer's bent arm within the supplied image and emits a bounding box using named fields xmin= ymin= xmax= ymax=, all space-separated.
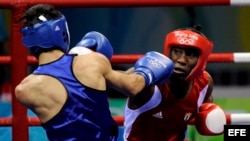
xmin=102 ymin=63 xmax=145 ymax=97
xmin=106 ymin=71 xmax=146 ymax=97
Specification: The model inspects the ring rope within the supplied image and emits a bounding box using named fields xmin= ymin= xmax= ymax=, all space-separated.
xmin=0 ymin=116 xmax=124 ymax=126
xmin=1 ymin=114 xmax=250 ymax=127
xmin=1 ymin=52 xmax=250 ymax=64
xmin=1 ymin=0 xmax=250 ymax=8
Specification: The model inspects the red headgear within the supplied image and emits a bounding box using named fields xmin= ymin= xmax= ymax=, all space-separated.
xmin=164 ymin=29 xmax=213 ymax=81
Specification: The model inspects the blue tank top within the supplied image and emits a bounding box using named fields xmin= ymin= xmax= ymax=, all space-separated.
xmin=33 ymin=54 xmax=118 ymax=141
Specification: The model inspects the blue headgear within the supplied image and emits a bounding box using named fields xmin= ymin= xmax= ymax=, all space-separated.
xmin=21 ymin=15 xmax=70 ymax=53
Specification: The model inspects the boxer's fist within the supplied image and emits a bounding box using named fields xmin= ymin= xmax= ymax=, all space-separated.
xmin=134 ymin=51 xmax=174 ymax=86
xmin=195 ymin=103 xmax=226 ymax=135
xmin=69 ymin=31 xmax=113 ymax=59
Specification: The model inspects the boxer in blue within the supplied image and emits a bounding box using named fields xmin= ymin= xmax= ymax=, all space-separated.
xmin=15 ymin=4 xmax=174 ymax=141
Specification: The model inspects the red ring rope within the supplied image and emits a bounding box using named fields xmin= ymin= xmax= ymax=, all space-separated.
xmin=1 ymin=52 xmax=250 ymax=65
xmin=0 ymin=116 xmax=124 ymax=126
xmin=0 ymin=0 xmax=233 ymax=8
xmin=1 ymin=114 xmax=250 ymax=128
xmin=2 ymin=0 xmax=250 ymax=8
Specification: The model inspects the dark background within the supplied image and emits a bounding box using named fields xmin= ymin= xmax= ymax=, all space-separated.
xmin=59 ymin=6 xmax=250 ymax=86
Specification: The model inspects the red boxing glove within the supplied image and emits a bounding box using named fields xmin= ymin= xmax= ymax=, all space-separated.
xmin=195 ymin=103 xmax=226 ymax=135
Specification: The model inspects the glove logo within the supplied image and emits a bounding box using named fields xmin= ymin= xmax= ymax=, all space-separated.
xmin=146 ymin=55 xmax=166 ymax=68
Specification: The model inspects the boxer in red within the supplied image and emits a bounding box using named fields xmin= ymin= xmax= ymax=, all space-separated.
xmin=123 ymin=25 xmax=226 ymax=141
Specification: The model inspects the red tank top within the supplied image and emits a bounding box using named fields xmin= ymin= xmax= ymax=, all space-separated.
xmin=124 ymin=71 xmax=210 ymax=141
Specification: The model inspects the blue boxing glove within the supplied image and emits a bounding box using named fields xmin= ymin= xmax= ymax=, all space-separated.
xmin=69 ymin=31 xmax=113 ymax=59
xmin=134 ymin=51 xmax=174 ymax=86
